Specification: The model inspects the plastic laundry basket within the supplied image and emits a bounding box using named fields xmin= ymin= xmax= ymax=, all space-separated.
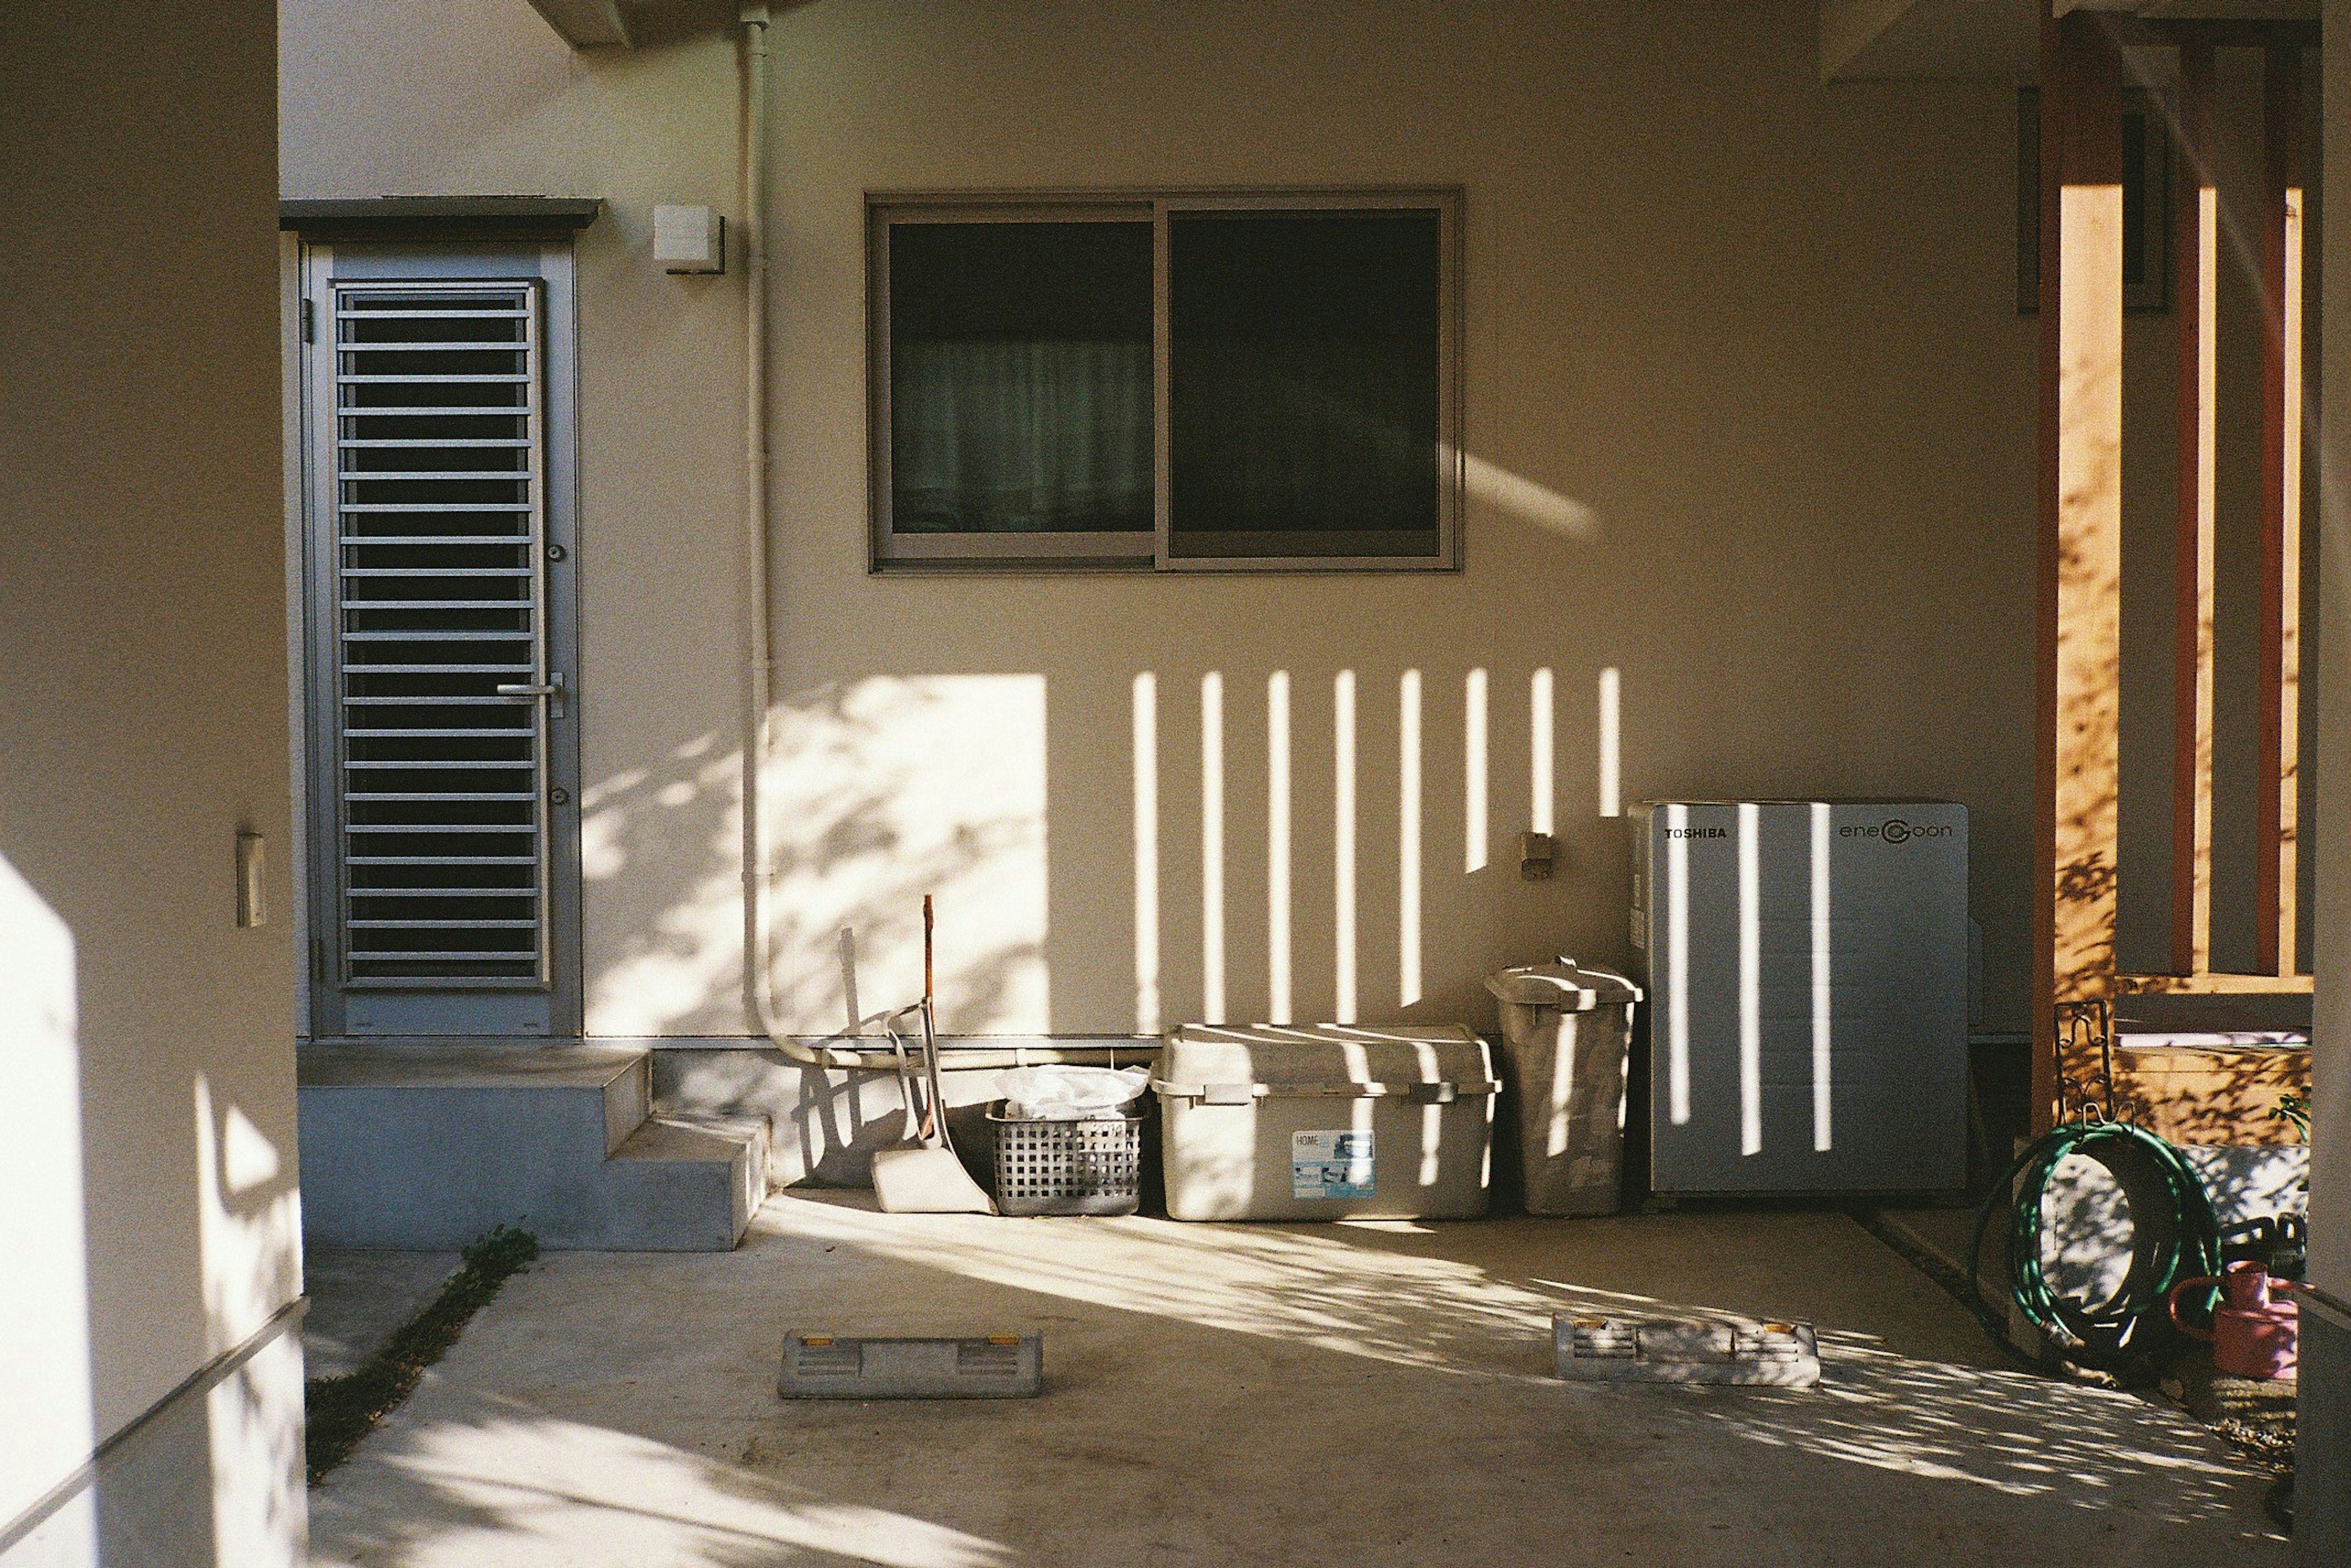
xmin=1487 ymin=961 xmax=1643 ymax=1215
xmin=986 ymin=1103 xmax=1146 ymax=1217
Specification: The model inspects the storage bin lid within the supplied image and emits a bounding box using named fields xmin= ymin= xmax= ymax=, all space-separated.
xmin=1484 ymin=959 xmax=1643 ymax=1011
xmin=1157 ymin=1023 xmax=1495 ymax=1103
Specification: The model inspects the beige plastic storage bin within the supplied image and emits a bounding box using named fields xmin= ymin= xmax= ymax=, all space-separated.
xmin=1153 ymin=1024 xmax=1496 ymax=1221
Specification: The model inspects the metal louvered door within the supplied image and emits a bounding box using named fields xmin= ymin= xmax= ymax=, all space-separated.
xmin=302 ymin=255 xmax=580 ymax=1038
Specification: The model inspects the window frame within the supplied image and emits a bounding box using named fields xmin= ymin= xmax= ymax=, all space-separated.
xmin=866 ymin=188 xmax=1464 ymax=575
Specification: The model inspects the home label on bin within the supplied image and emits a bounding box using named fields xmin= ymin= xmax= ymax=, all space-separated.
xmin=1292 ymin=1130 xmax=1374 ymax=1200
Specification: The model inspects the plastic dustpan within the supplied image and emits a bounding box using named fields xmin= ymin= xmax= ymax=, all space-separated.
xmin=872 ymin=1144 xmax=992 ymax=1214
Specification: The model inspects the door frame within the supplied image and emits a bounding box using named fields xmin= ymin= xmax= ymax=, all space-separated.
xmin=294 ymin=238 xmax=584 ymax=1040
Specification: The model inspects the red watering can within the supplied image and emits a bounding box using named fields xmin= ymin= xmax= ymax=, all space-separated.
xmin=2167 ymin=1260 xmax=2301 ymax=1381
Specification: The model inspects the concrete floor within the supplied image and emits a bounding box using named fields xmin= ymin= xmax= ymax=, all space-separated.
xmin=307 ymin=1195 xmax=2287 ymax=1567
xmin=304 ymin=1250 xmax=462 ymax=1380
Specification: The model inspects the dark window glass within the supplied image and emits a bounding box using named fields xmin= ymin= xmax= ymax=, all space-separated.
xmin=1169 ymin=209 xmax=1442 ymax=558
xmin=888 ymin=220 xmax=1153 ymax=534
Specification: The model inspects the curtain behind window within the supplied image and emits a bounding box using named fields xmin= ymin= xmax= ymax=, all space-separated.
xmin=891 ymin=340 xmax=1150 ymax=533
xmin=888 ymin=220 xmax=1154 ymax=536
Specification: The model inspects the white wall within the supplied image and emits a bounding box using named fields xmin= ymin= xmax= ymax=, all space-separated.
xmin=0 ymin=2 xmax=302 ymax=1561
xmin=284 ymin=0 xmax=2045 ymax=1041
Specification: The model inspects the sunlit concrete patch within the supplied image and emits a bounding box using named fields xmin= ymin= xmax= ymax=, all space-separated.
xmin=2035 ymin=1143 xmax=2311 ymax=1314
xmin=2178 ymin=1144 xmax=2308 ymax=1229
xmin=196 ymin=1075 xmax=302 ymax=1357
xmin=1198 ymin=670 xmax=1224 ymax=1025
xmin=208 ymin=1324 xmax=308 ymax=1568
xmin=1332 ymin=669 xmax=1357 ymax=1023
xmin=0 ymin=852 xmax=92 ymax=1536
xmin=582 ymin=737 xmax=750 ymax=1038
xmin=2041 ymin=1149 xmax=2138 ymax=1308
xmin=1262 ymin=670 xmax=1289 ymax=1027
xmin=765 ymin=677 xmax=1049 ymax=1035
xmin=314 ymin=1414 xmax=1010 ymax=1568
xmin=1595 ymin=666 xmax=1622 ymax=818
xmin=1462 ymin=452 xmax=1599 ymax=539
xmin=774 ymin=1198 xmax=1563 ymax=1378
xmin=580 ymin=678 xmax=1054 ymax=1039
xmin=307 ymin=1198 xmax=2287 ymax=1567
xmin=1130 ymin=671 xmax=1160 ymax=1036
xmin=1462 ymin=666 xmax=1487 ymax=874
xmin=1646 ymin=1323 xmax=2248 ymax=1510
xmin=193 ymin=1073 xmax=306 ymax=1567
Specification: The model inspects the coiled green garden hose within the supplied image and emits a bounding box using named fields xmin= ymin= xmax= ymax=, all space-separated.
xmin=1965 ymin=1119 xmax=2224 ymax=1375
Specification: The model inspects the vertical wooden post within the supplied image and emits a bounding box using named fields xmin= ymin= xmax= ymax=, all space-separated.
xmin=2258 ymin=43 xmax=2305 ymax=977
xmin=2036 ymin=7 xmax=2126 ymax=1128
xmin=2033 ymin=3 xmax=2064 ymax=1128
xmin=2170 ymin=43 xmax=2219 ymax=980
xmin=2053 ymin=21 xmax=2126 ymax=1013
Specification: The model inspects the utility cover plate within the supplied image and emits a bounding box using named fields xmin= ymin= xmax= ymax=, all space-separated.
xmin=1553 ymin=1314 xmax=1818 ymax=1387
xmin=778 ymin=1333 xmax=1043 ymax=1400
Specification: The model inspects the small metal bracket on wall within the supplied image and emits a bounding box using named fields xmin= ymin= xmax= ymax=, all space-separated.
xmin=1519 ymin=831 xmax=1554 ymax=880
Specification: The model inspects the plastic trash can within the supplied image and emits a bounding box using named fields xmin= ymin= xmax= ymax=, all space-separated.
xmin=1486 ymin=960 xmax=1643 ymax=1215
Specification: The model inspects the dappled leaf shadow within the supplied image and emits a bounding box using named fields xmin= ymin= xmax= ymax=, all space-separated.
xmin=579 ymin=678 xmax=1051 ymax=1041
xmin=307 ymin=1198 xmax=2287 ymax=1566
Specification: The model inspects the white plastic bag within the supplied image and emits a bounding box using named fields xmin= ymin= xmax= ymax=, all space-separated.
xmin=1000 ymin=1065 xmax=1150 ymax=1121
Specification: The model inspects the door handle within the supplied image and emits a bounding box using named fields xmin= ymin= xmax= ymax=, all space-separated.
xmin=495 ymin=672 xmax=566 ymax=716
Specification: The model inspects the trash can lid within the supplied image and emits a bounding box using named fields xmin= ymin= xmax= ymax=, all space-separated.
xmin=1485 ymin=959 xmax=1644 ymax=1010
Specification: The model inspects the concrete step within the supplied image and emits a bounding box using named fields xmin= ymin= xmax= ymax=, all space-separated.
xmin=297 ymin=1044 xmax=768 ymax=1251
xmin=607 ymin=1112 xmax=770 ymax=1251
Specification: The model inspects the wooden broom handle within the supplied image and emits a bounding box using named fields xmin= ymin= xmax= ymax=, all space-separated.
xmin=917 ymin=895 xmax=938 ymax=1141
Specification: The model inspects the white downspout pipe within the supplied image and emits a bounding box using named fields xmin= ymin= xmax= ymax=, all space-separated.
xmin=733 ymin=6 xmax=1130 ymax=1072
xmin=735 ymin=4 xmax=859 ymax=1064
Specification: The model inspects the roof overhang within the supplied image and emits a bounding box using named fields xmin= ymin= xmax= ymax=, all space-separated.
xmin=279 ymin=197 xmax=606 ymax=242
xmin=527 ymin=0 xmax=633 ymax=49
xmin=523 ymin=0 xmax=743 ymax=51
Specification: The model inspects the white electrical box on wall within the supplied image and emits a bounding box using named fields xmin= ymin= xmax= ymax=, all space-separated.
xmin=1630 ymin=799 xmax=1969 ymax=1196
xmin=652 ymin=204 xmax=725 ymax=274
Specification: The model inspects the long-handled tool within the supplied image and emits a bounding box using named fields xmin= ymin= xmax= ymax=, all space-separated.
xmin=871 ymin=896 xmax=996 ymax=1214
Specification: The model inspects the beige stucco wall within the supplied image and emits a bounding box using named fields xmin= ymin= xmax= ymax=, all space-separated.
xmin=283 ymin=0 xmax=2048 ymax=1040
xmin=282 ymin=0 xmax=753 ymax=1038
xmin=0 ymin=1 xmax=302 ymax=1556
